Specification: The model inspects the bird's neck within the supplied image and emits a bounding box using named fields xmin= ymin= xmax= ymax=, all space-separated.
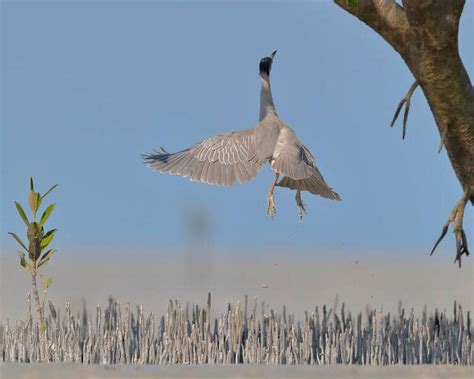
xmin=259 ymin=74 xmax=277 ymax=121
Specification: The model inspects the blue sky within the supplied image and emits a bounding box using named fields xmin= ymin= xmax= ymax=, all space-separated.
xmin=1 ymin=1 xmax=472 ymax=255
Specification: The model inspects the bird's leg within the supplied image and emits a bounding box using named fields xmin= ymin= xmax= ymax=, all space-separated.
xmin=431 ymin=190 xmax=471 ymax=267
xmin=295 ymin=190 xmax=307 ymax=221
xmin=267 ymin=173 xmax=279 ymax=219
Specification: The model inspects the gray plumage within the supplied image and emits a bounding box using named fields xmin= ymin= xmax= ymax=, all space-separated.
xmin=143 ymin=128 xmax=261 ymax=187
xmin=143 ymin=51 xmax=340 ymax=213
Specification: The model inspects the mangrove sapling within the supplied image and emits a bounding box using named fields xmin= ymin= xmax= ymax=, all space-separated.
xmin=8 ymin=177 xmax=58 ymax=331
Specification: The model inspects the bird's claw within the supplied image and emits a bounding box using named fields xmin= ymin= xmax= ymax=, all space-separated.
xmin=296 ymin=191 xmax=307 ymax=221
xmin=267 ymin=194 xmax=277 ymax=219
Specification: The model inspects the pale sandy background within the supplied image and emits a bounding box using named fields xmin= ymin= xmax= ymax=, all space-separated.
xmin=1 ymin=248 xmax=472 ymax=323
xmin=1 ymin=363 xmax=473 ymax=379
xmin=1 ymin=249 xmax=473 ymax=378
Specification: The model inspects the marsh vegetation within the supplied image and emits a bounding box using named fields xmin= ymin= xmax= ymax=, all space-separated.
xmin=1 ymin=294 xmax=471 ymax=365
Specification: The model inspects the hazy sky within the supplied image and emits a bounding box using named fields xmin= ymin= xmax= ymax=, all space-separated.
xmin=1 ymin=1 xmax=473 ymax=256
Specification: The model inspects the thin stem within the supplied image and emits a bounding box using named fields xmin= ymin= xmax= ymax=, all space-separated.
xmin=31 ymin=262 xmax=44 ymax=328
xmin=41 ymin=279 xmax=49 ymax=312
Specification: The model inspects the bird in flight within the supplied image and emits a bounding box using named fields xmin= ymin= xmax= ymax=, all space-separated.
xmin=143 ymin=51 xmax=340 ymax=220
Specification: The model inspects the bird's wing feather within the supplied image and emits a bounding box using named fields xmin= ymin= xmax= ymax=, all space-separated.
xmin=274 ymin=148 xmax=340 ymax=200
xmin=271 ymin=128 xmax=315 ymax=180
xmin=143 ymin=127 xmax=262 ymax=186
xmin=272 ymin=128 xmax=340 ymax=200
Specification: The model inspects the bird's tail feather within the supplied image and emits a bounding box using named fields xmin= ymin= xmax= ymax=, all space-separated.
xmin=277 ymin=174 xmax=341 ymax=200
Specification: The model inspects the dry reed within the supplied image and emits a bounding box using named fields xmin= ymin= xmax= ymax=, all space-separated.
xmin=1 ymin=294 xmax=472 ymax=365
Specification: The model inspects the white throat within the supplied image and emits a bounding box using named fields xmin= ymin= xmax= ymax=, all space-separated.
xmin=259 ymin=74 xmax=276 ymax=121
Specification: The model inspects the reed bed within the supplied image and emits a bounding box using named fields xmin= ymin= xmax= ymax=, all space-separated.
xmin=1 ymin=294 xmax=472 ymax=365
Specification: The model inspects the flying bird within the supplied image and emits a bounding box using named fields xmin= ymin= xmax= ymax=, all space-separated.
xmin=143 ymin=51 xmax=340 ymax=219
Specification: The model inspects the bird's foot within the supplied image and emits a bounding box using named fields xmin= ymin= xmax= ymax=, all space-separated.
xmin=296 ymin=190 xmax=307 ymax=221
xmin=267 ymin=193 xmax=277 ymax=219
xmin=431 ymin=190 xmax=470 ymax=267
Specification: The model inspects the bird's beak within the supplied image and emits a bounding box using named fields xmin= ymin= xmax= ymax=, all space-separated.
xmin=271 ymin=50 xmax=277 ymax=60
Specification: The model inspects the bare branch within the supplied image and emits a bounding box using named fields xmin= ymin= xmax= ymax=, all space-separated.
xmin=403 ymin=0 xmax=465 ymax=49
xmin=430 ymin=190 xmax=470 ymax=267
xmin=335 ymin=0 xmax=473 ymax=264
xmin=334 ymin=0 xmax=411 ymax=56
xmin=390 ymin=80 xmax=419 ymax=139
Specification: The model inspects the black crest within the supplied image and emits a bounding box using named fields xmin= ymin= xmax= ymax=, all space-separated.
xmin=259 ymin=57 xmax=272 ymax=76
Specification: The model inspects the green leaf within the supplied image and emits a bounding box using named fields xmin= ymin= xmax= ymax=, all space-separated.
xmin=36 ymin=193 xmax=42 ymax=213
xmin=28 ymin=191 xmax=38 ymax=214
xmin=41 ymin=184 xmax=59 ymax=201
xmin=347 ymin=0 xmax=358 ymax=6
xmin=14 ymin=202 xmax=30 ymax=226
xmin=40 ymin=229 xmax=56 ymax=250
xmin=39 ymin=203 xmax=55 ymax=227
xmin=38 ymin=248 xmax=56 ymax=268
xmin=30 ymin=177 xmax=35 ymax=192
xmin=8 ymin=232 xmax=29 ymax=252
xmin=18 ymin=251 xmax=31 ymax=271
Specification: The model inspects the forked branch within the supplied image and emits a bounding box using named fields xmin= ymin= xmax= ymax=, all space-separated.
xmin=430 ymin=190 xmax=470 ymax=268
xmin=333 ymin=0 xmax=411 ymax=56
xmin=390 ymin=80 xmax=419 ymax=139
xmin=335 ymin=0 xmax=473 ymax=266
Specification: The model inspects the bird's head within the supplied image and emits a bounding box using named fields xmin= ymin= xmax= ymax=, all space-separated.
xmin=259 ymin=50 xmax=277 ymax=77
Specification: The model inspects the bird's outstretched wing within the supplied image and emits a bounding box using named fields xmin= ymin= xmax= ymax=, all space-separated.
xmin=143 ymin=128 xmax=263 ymax=186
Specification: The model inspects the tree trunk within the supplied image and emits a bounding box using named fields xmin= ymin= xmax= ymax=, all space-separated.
xmin=334 ymin=0 xmax=474 ymax=203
